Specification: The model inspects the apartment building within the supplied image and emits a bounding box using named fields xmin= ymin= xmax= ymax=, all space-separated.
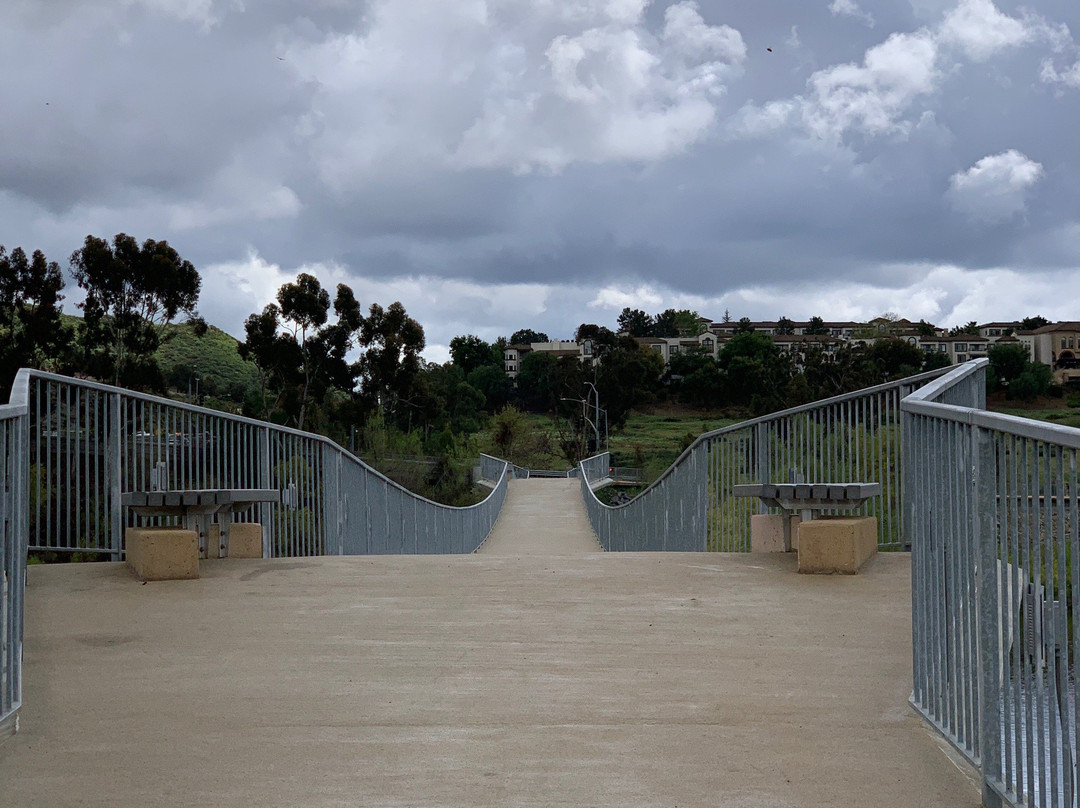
xmin=503 ymin=341 xmax=582 ymax=379
xmin=1028 ymin=322 xmax=1080 ymax=381
xmin=499 ymin=318 xmax=1074 ymax=380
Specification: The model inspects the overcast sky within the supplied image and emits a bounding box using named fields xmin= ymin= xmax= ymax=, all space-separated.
xmin=3 ymin=0 xmax=1079 ymax=361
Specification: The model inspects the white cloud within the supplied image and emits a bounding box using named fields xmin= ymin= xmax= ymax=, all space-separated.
xmin=828 ymin=0 xmax=875 ymax=28
xmin=947 ymin=149 xmax=1044 ymax=222
xmin=801 ymin=31 xmax=940 ymax=140
xmin=937 ymin=0 xmax=1072 ymax=62
xmin=197 ymin=249 xmax=560 ymax=361
xmin=938 ymin=0 xmax=1032 ymax=61
xmin=1041 ymin=58 xmax=1080 ymax=88
xmin=589 ymin=284 xmax=666 ymax=310
xmin=286 ymin=0 xmax=746 ymax=178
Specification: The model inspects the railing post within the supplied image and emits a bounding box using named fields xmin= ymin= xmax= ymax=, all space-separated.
xmin=974 ymin=424 xmax=1002 ymax=808
xmin=259 ymin=426 xmax=271 ymax=558
xmin=108 ymin=392 xmax=123 ymax=561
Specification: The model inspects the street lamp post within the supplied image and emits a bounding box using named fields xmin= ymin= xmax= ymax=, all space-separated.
xmin=583 ymin=382 xmax=605 ymax=453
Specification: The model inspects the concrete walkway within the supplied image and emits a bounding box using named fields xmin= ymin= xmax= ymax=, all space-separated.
xmin=0 ymin=552 xmax=979 ymax=808
xmin=478 ymin=478 xmax=602 ymax=555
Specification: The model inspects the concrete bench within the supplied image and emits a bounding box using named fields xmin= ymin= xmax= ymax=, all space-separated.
xmin=733 ymin=482 xmax=881 ymax=574
xmin=122 ymin=489 xmax=279 ymax=580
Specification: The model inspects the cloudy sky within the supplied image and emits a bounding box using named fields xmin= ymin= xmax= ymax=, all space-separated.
xmin=3 ymin=0 xmax=1079 ymax=361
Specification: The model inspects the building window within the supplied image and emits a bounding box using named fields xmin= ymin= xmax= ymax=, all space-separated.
xmin=1070 ymin=337 xmax=1075 ymax=349
xmin=956 ymin=343 xmax=967 ymax=352
xmin=652 ymin=344 xmax=663 ymax=352
xmin=957 ymin=354 xmax=967 ymax=362
xmin=669 ymin=345 xmax=680 ymax=355
xmin=1063 ymin=338 xmax=1068 ymax=349
xmin=939 ymin=344 xmax=947 ymax=352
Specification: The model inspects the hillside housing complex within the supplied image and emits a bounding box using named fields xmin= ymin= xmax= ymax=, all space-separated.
xmin=503 ymin=318 xmax=1080 ymax=383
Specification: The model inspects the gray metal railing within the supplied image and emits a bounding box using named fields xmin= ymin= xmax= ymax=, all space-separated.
xmin=16 ymin=369 xmax=508 ymax=558
xmin=582 ymin=367 xmax=951 ymax=552
xmin=1 ymin=368 xmax=511 ymax=742
xmin=904 ymin=359 xmax=1080 ymax=808
xmin=1 ymin=383 xmax=28 ymax=742
xmin=579 ymin=453 xmax=610 ymax=486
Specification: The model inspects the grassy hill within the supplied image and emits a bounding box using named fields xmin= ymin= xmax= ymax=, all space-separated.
xmin=154 ymin=321 xmax=260 ymax=406
xmin=58 ymin=313 xmax=260 ymax=407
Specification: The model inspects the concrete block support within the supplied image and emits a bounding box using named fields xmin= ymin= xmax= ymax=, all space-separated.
xmin=750 ymin=514 xmax=801 ymax=552
xmin=206 ymin=523 xmax=264 ymax=559
xmin=125 ymin=528 xmax=199 ymax=581
xmin=797 ymin=517 xmax=877 ymax=574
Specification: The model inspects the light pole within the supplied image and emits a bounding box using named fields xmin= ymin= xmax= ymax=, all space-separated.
xmin=583 ymin=381 xmax=605 ymax=453
xmin=559 ymin=396 xmax=598 ymax=456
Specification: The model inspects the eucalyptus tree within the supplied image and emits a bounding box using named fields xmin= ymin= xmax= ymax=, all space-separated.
xmin=0 ymin=245 xmax=68 ymax=392
xmin=69 ymin=233 xmax=200 ymax=389
xmin=241 ymin=273 xmax=362 ymax=429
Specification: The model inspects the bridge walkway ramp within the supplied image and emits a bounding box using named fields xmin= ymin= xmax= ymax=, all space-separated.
xmin=477 ymin=478 xmax=602 ymax=555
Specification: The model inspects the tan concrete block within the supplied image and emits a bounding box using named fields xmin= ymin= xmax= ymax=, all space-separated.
xmin=797 ymin=516 xmax=877 ymax=574
xmin=226 ymin=523 xmax=264 ymax=559
xmin=750 ymin=514 xmax=801 ymax=552
xmin=125 ymin=528 xmax=199 ymax=581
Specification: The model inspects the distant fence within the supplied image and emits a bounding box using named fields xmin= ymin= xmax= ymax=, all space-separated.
xmin=1 ymin=383 xmax=28 ymax=742
xmin=581 ymin=367 xmax=951 ymax=552
xmin=18 ymin=369 xmax=508 ymax=559
xmin=905 ymin=359 xmax=1080 ymax=808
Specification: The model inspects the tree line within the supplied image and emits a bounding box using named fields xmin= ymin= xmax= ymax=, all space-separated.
xmin=1 ymin=235 xmax=1059 ymax=476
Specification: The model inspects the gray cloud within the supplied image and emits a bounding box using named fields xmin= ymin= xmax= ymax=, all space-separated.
xmin=1 ymin=0 xmax=1079 ymax=361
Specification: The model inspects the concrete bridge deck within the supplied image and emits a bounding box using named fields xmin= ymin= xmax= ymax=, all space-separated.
xmin=478 ymin=478 xmax=602 ymax=555
xmin=0 ymin=535 xmax=978 ymax=807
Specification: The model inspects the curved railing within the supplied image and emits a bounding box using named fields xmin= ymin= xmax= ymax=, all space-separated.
xmin=904 ymin=359 xmax=1080 ymax=808
xmin=15 ymin=368 xmax=508 ymax=558
xmin=581 ymin=366 xmax=953 ymax=552
xmin=1 ymin=367 xmax=510 ymax=741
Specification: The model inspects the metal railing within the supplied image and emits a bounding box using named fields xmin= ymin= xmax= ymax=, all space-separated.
xmin=0 ymin=368 xmax=512 ymax=743
xmin=15 ymin=368 xmax=508 ymax=559
xmin=579 ymin=453 xmax=610 ymax=486
xmin=904 ymin=359 xmax=1080 ymax=808
xmin=1 ymin=375 xmax=28 ymax=743
xmin=581 ymin=367 xmax=951 ymax=552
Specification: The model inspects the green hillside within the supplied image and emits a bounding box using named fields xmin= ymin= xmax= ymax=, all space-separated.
xmin=57 ymin=314 xmax=260 ymax=406
xmin=154 ymin=322 xmax=261 ymax=405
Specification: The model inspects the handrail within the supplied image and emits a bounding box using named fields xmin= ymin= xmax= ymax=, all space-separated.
xmin=903 ymin=358 xmax=1080 ymax=807
xmin=624 ymin=365 xmax=953 ymax=505
xmin=12 ymin=368 xmax=510 ymax=557
xmin=15 ymin=368 xmax=492 ymax=513
xmin=583 ymin=365 xmax=953 ymax=551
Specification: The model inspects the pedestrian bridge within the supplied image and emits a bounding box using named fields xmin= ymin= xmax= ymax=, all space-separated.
xmin=0 ymin=487 xmax=975 ymax=807
xmin=3 ymin=362 xmax=1080 ymax=808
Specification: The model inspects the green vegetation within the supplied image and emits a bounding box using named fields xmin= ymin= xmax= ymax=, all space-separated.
xmin=155 ymin=322 xmax=260 ymax=408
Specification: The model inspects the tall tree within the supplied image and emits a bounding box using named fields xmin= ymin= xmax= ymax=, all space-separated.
xmin=70 ymin=233 xmax=200 ymax=389
xmin=594 ymin=338 xmax=664 ymax=429
xmin=804 ymin=316 xmax=829 ymax=335
xmin=616 ymin=307 xmax=654 ymax=337
xmin=775 ymin=316 xmax=795 ymax=335
xmin=509 ymin=328 xmax=548 ymax=345
xmin=240 ymin=273 xmax=362 ymax=429
xmin=449 ymin=334 xmax=497 ymax=375
xmin=948 ymin=321 xmax=980 ymax=336
xmin=357 ymin=301 xmax=425 ymax=427
xmin=868 ymin=338 xmax=923 ymax=380
xmin=0 ymin=245 xmax=69 ymax=392
xmin=654 ymin=308 xmax=704 ymax=337
xmin=1020 ymin=315 xmax=1049 ymax=331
